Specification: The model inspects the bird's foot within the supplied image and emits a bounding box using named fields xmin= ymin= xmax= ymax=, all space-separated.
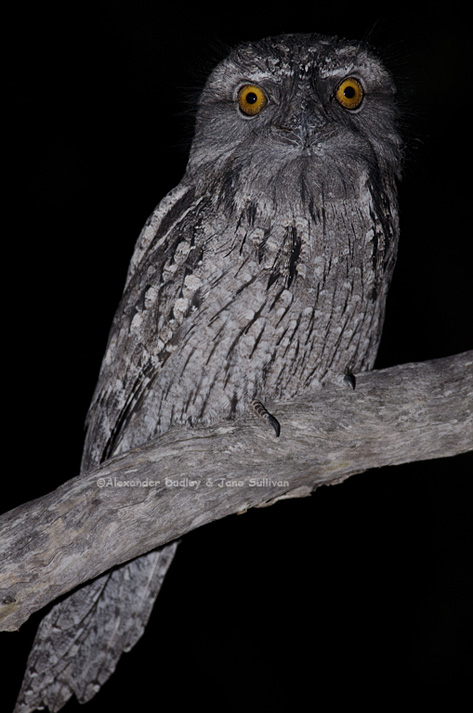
xmin=251 ymin=400 xmax=281 ymax=437
xmin=343 ymin=367 xmax=357 ymax=390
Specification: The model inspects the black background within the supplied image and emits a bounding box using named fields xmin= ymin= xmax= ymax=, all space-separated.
xmin=4 ymin=4 xmax=472 ymax=711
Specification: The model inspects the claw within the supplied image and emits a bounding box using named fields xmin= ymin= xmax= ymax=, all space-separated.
xmin=251 ymin=399 xmax=281 ymax=437
xmin=343 ymin=368 xmax=356 ymax=390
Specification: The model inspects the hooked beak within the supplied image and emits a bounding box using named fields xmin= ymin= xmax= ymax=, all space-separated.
xmin=272 ymin=96 xmax=329 ymax=148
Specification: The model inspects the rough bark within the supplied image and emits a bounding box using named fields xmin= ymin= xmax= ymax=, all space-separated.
xmin=1 ymin=351 xmax=472 ymax=632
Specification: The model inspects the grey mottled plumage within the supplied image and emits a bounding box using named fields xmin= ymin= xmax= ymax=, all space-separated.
xmin=16 ymin=33 xmax=401 ymax=711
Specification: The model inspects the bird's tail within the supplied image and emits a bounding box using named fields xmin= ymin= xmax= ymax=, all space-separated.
xmin=14 ymin=543 xmax=178 ymax=713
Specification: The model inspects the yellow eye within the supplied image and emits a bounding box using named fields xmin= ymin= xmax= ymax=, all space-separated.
xmin=335 ymin=77 xmax=364 ymax=110
xmin=238 ymin=84 xmax=267 ymax=116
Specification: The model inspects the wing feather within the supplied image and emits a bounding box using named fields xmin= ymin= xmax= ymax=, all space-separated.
xmin=15 ymin=182 xmax=201 ymax=713
xmin=81 ymin=182 xmax=204 ymax=471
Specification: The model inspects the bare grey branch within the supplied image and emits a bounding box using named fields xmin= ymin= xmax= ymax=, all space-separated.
xmin=1 ymin=351 xmax=471 ymax=634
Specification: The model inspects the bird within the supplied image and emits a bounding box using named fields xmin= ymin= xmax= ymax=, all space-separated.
xmin=15 ymin=32 xmax=402 ymax=711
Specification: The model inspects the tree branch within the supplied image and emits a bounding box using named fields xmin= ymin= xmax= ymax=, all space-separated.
xmin=1 ymin=351 xmax=472 ymax=632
